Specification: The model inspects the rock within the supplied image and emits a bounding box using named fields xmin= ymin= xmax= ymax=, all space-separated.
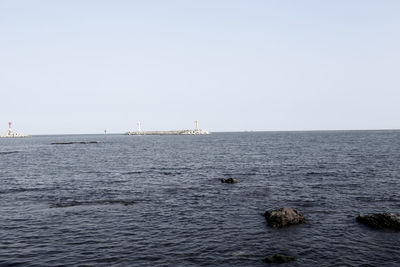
xmin=220 ymin=178 xmax=238 ymax=183
xmin=264 ymin=207 xmax=306 ymax=228
xmin=356 ymin=213 xmax=400 ymax=230
xmin=263 ymin=254 xmax=296 ymax=263
xmin=51 ymin=141 xmax=99 ymax=145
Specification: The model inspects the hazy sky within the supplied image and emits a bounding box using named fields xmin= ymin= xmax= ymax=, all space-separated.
xmin=1 ymin=0 xmax=399 ymax=134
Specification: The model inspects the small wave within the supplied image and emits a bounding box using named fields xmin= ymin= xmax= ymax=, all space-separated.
xmin=93 ymin=257 xmax=121 ymax=263
xmin=123 ymin=171 xmax=144 ymax=175
xmin=0 ymin=151 xmax=19 ymax=155
xmin=123 ymin=170 xmax=182 ymax=176
xmin=286 ymin=199 xmax=315 ymax=207
xmin=371 ymin=195 xmax=400 ymax=203
xmin=310 ymin=184 xmax=323 ymax=189
xmin=305 ymin=171 xmax=338 ymax=177
xmin=164 ymin=186 xmax=195 ymax=193
xmin=83 ymin=170 xmax=114 ymax=174
xmin=51 ymin=199 xmax=135 ymax=208
xmin=354 ymin=196 xmax=375 ymax=202
xmin=305 ymin=171 xmax=322 ymax=176
xmin=352 ymin=195 xmax=400 ymax=203
xmin=151 ymin=167 xmax=191 ymax=171
xmin=223 ymin=172 xmax=257 ymax=176
xmin=160 ymin=171 xmax=182 ymax=176
xmin=0 ymin=187 xmax=51 ymax=194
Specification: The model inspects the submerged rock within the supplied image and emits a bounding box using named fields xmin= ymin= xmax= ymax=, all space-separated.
xmin=220 ymin=178 xmax=239 ymax=184
xmin=263 ymin=254 xmax=296 ymax=263
xmin=51 ymin=141 xmax=99 ymax=145
xmin=264 ymin=207 xmax=306 ymax=228
xmin=356 ymin=213 xmax=400 ymax=230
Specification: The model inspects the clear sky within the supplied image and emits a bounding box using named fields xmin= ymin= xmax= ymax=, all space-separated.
xmin=1 ymin=0 xmax=399 ymax=134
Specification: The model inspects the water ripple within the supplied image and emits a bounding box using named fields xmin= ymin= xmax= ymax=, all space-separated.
xmin=1 ymin=131 xmax=400 ymax=266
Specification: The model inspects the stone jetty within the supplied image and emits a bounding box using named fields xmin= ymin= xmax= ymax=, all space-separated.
xmin=125 ymin=129 xmax=210 ymax=135
xmin=126 ymin=120 xmax=210 ymax=135
xmin=0 ymin=133 xmax=28 ymax=138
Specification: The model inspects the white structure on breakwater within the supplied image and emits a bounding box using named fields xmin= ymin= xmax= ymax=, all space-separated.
xmin=0 ymin=122 xmax=28 ymax=138
xmin=125 ymin=120 xmax=210 ymax=135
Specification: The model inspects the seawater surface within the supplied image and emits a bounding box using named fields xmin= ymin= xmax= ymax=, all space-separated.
xmin=1 ymin=131 xmax=400 ymax=266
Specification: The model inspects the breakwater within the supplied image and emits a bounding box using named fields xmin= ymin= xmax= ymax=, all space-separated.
xmin=0 ymin=133 xmax=28 ymax=138
xmin=125 ymin=129 xmax=210 ymax=135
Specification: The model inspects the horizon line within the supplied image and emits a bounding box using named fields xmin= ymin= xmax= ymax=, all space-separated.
xmin=21 ymin=128 xmax=400 ymax=136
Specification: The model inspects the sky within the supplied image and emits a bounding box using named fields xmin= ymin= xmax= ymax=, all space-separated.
xmin=1 ymin=0 xmax=399 ymax=134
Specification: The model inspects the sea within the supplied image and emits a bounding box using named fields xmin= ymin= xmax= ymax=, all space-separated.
xmin=0 ymin=131 xmax=399 ymax=266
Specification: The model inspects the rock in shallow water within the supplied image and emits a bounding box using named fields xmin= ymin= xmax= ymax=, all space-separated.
xmin=263 ymin=254 xmax=296 ymax=263
xmin=220 ymin=178 xmax=238 ymax=183
xmin=356 ymin=213 xmax=400 ymax=230
xmin=264 ymin=207 xmax=306 ymax=228
xmin=51 ymin=141 xmax=99 ymax=145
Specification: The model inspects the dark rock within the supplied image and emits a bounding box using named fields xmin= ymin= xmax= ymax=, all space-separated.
xmin=263 ymin=254 xmax=296 ymax=263
xmin=51 ymin=141 xmax=99 ymax=145
xmin=0 ymin=151 xmax=19 ymax=155
xmin=356 ymin=213 xmax=400 ymax=230
xmin=220 ymin=178 xmax=239 ymax=183
xmin=264 ymin=207 xmax=306 ymax=228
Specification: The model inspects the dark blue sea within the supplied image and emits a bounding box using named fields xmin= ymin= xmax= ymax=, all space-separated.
xmin=1 ymin=131 xmax=400 ymax=266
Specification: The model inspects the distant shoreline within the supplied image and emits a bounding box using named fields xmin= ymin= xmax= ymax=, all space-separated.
xmin=7 ymin=129 xmax=399 ymax=137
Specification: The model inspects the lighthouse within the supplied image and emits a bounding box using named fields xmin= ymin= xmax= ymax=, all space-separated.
xmin=0 ymin=122 xmax=28 ymax=138
xmin=8 ymin=122 xmax=12 ymax=135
